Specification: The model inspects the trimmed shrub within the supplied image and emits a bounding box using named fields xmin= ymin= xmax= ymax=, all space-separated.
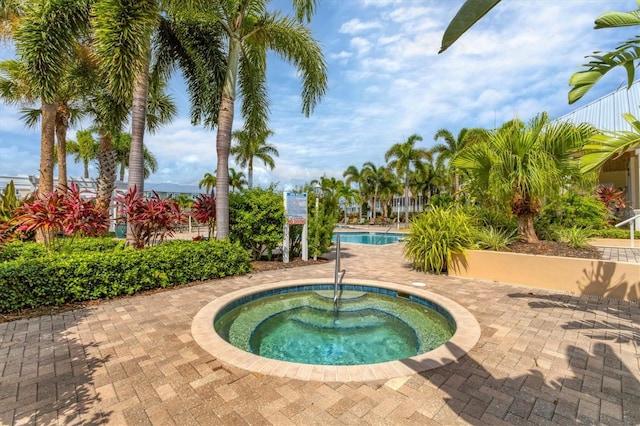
xmin=403 ymin=207 xmax=474 ymax=274
xmin=229 ymin=187 xmax=284 ymax=259
xmin=0 ymin=239 xmax=250 ymax=313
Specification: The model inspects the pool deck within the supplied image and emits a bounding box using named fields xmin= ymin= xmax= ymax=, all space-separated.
xmin=1 ymin=242 xmax=639 ymax=425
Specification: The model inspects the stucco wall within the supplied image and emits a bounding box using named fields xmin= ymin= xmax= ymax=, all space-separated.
xmin=449 ymin=250 xmax=640 ymax=302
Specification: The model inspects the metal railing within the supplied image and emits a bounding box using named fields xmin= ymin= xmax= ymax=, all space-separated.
xmin=614 ymin=213 xmax=640 ymax=248
xmin=333 ymin=234 xmax=346 ymax=307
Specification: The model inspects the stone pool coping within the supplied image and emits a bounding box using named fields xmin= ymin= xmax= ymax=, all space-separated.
xmin=191 ymin=278 xmax=481 ymax=382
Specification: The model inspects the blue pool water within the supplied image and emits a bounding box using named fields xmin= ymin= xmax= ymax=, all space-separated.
xmin=214 ymin=285 xmax=455 ymax=365
xmin=332 ymin=232 xmax=405 ymax=245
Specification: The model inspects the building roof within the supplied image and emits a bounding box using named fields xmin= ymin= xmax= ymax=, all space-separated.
xmin=556 ymin=80 xmax=640 ymax=132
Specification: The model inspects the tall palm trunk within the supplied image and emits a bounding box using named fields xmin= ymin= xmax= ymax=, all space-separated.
xmin=248 ymin=157 xmax=253 ymax=188
xmin=39 ymin=102 xmax=56 ymax=196
xmin=37 ymin=101 xmax=57 ymax=243
xmin=55 ymin=102 xmax=70 ymax=191
xmin=96 ymin=130 xmax=116 ymax=215
xmin=83 ymin=160 xmax=89 ymax=179
xmin=127 ymin=62 xmax=150 ymax=245
xmin=215 ymin=39 xmax=241 ymax=240
xmin=215 ymin=93 xmax=234 ymax=239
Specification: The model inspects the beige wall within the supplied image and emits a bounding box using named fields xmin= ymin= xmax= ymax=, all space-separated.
xmin=450 ymin=250 xmax=640 ymax=302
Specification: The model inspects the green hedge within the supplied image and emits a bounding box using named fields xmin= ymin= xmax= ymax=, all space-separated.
xmin=0 ymin=237 xmax=125 ymax=262
xmin=0 ymin=239 xmax=251 ymax=313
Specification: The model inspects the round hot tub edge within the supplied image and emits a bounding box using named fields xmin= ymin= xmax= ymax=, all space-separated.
xmin=191 ymin=278 xmax=480 ymax=382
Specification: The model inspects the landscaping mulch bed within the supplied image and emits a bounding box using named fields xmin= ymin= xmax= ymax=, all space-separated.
xmin=506 ymin=240 xmax=602 ymax=260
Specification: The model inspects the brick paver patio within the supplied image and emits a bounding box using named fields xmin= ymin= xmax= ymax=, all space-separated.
xmin=1 ymin=242 xmax=639 ymax=425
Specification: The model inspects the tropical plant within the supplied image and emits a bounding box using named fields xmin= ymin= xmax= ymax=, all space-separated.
xmin=403 ymin=207 xmax=474 ymax=274
xmin=231 ymin=127 xmax=278 ymax=188
xmin=228 ymin=167 xmax=247 ymax=193
xmin=537 ymin=190 xmax=610 ymax=232
xmin=208 ymin=0 xmax=327 ymax=240
xmin=192 ymin=192 xmax=216 ymax=239
xmin=556 ymin=226 xmax=592 ymax=249
xmin=474 ymin=226 xmax=517 ymax=251
xmin=595 ymin=185 xmax=627 ymax=215
xmin=229 ymin=186 xmax=284 ymax=260
xmin=112 ymin=132 xmax=158 ymax=181
xmin=343 ymin=164 xmax=366 ymax=220
xmin=198 ymin=172 xmax=217 ymax=193
xmin=336 ymin=182 xmax=360 ymax=224
xmin=360 ymin=162 xmax=390 ymax=223
xmin=0 ymin=180 xmax=21 ymax=244
xmin=12 ymin=182 xmax=108 ymax=252
xmin=66 ymin=129 xmax=98 ymax=179
xmin=453 ymin=112 xmax=597 ymax=242
xmin=385 ymin=134 xmax=431 ymax=224
xmin=114 ymin=187 xmax=184 ymax=249
xmin=432 ymin=127 xmax=488 ymax=196
xmin=12 ymin=0 xmax=91 ymax=200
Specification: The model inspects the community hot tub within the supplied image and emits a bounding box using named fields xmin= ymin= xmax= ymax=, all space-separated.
xmin=192 ymin=279 xmax=480 ymax=381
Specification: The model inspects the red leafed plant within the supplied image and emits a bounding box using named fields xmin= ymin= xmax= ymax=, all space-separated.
xmin=595 ymin=185 xmax=626 ymax=214
xmin=192 ymin=192 xmax=216 ymax=239
xmin=12 ymin=183 xmax=108 ymax=251
xmin=115 ymin=187 xmax=184 ymax=248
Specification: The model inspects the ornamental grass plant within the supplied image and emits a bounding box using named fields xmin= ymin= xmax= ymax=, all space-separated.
xmin=403 ymin=206 xmax=474 ymax=274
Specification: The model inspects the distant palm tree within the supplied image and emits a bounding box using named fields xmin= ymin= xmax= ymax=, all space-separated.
xmin=66 ymin=129 xmax=98 ymax=178
xmin=231 ymin=128 xmax=278 ymax=188
xmin=343 ymin=164 xmax=366 ymax=220
xmin=228 ymin=168 xmax=247 ymax=193
xmin=385 ymin=134 xmax=431 ymax=224
xmin=336 ymin=182 xmax=359 ymax=224
xmin=361 ymin=162 xmax=390 ymax=223
xmin=432 ymin=127 xmax=488 ymax=196
xmin=198 ymin=172 xmax=217 ymax=193
xmin=112 ymin=132 xmax=158 ymax=181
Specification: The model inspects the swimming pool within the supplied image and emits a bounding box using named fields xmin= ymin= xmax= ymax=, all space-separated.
xmin=332 ymin=231 xmax=405 ymax=245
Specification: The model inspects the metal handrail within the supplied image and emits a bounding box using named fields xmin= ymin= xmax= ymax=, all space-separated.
xmin=334 ymin=234 xmax=346 ymax=307
xmin=614 ymin=213 xmax=640 ymax=248
xmin=374 ymin=226 xmax=393 ymax=245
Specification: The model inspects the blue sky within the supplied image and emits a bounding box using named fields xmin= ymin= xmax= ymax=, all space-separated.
xmin=1 ymin=0 xmax=639 ymax=190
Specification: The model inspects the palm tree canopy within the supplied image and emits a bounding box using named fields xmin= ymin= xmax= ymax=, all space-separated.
xmin=199 ymin=172 xmax=216 ymax=193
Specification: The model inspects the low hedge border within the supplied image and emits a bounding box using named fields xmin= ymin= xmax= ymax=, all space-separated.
xmin=0 ymin=239 xmax=251 ymax=313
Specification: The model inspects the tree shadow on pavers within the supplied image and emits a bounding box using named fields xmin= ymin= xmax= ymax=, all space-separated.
xmin=322 ymin=246 xmax=357 ymax=260
xmin=0 ymin=310 xmax=111 ymax=425
xmin=508 ymin=292 xmax=639 ymax=344
xmin=404 ymin=341 xmax=640 ymax=424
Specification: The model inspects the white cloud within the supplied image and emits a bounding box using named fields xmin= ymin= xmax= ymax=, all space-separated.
xmin=339 ymin=18 xmax=382 ymax=35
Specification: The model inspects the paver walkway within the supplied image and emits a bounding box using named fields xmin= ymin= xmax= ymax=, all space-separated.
xmin=1 ymin=243 xmax=639 ymax=425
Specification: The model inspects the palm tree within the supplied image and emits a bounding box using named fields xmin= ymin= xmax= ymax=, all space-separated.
xmin=67 ymin=129 xmax=98 ymax=178
xmin=433 ymin=127 xmax=488 ymax=196
xmin=199 ymin=172 xmax=217 ymax=193
xmin=343 ymin=164 xmax=366 ymax=221
xmin=228 ymin=168 xmax=247 ymax=193
xmin=385 ymin=134 xmax=431 ymax=224
xmin=208 ymin=0 xmax=327 ymax=239
xmin=12 ymin=0 xmax=90 ymax=199
xmin=336 ymin=182 xmax=359 ymax=224
xmin=231 ymin=128 xmax=278 ymax=188
xmin=453 ymin=112 xmax=596 ymax=242
xmin=361 ymin=162 xmax=389 ymax=223
xmin=112 ymin=132 xmax=158 ymax=181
